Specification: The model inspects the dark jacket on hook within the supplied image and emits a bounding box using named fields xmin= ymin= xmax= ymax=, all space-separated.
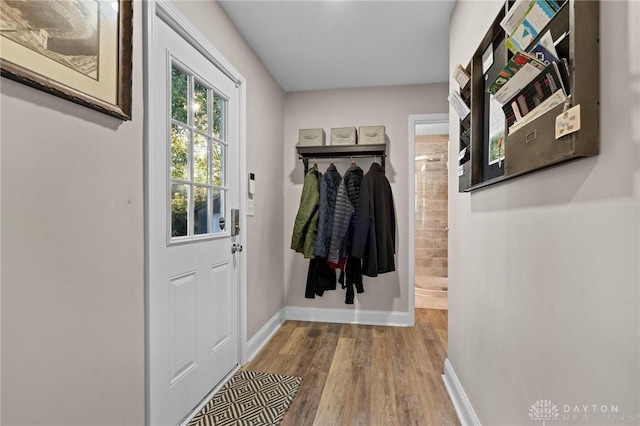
xmin=339 ymin=257 xmax=364 ymax=304
xmin=314 ymin=164 xmax=342 ymax=259
xmin=352 ymin=162 xmax=396 ymax=277
xmin=344 ymin=165 xmax=364 ymax=211
xmin=340 ymin=165 xmax=365 ymax=303
xmin=305 ymin=258 xmax=337 ymax=298
xmin=327 ymin=179 xmax=353 ymax=267
xmin=328 ymin=165 xmax=363 ymax=266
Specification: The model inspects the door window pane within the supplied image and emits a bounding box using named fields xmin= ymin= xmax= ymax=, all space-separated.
xmin=193 ymin=80 xmax=208 ymax=133
xmin=193 ymin=133 xmax=208 ymax=184
xmin=212 ymin=189 xmax=225 ymax=233
xmin=193 ymin=186 xmax=209 ymax=235
xmin=171 ymin=184 xmax=188 ymax=237
xmin=169 ymin=61 xmax=228 ymax=241
xmin=213 ymin=94 xmax=224 ymax=139
xmin=171 ymin=66 xmax=188 ymax=124
xmin=171 ymin=124 xmax=189 ymax=180
xmin=212 ymin=141 xmax=224 ymax=187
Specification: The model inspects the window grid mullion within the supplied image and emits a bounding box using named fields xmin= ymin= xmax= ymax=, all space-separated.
xmin=170 ymin=179 xmax=228 ymax=191
xmin=187 ymin=75 xmax=194 ymax=236
xmin=221 ymin=99 xmax=227 ymax=188
xmin=170 ymin=120 xmax=227 ymax=147
xmin=221 ymin=96 xmax=226 ymax=142
xmin=207 ymin=88 xmax=213 ymax=233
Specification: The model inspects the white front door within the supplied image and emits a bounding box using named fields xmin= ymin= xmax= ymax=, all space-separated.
xmin=148 ymin=15 xmax=241 ymax=426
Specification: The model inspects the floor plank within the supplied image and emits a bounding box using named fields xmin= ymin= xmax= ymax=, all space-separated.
xmin=243 ymin=308 xmax=459 ymax=425
xmin=313 ymin=338 xmax=356 ymax=425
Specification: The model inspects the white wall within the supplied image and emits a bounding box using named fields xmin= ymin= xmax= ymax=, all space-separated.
xmin=1 ymin=1 xmax=146 ymax=423
xmin=1 ymin=0 xmax=285 ymax=423
xmin=448 ymin=2 xmax=640 ymax=424
xmin=284 ymin=84 xmax=448 ymax=314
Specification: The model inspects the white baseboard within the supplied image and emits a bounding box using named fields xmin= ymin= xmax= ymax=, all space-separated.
xmin=284 ymin=306 xmax=411 ymax=326
xmin=246 ymin=308 xmax=285 ymax=362
xmin=442 ymin=358 xmax=481 ymax=426
xmin=246 ymin=306 xmax=409 ymax=362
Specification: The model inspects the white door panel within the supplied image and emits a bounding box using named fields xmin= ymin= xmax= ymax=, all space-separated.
xmin=148 ymin=16 xmax=240 ymax=426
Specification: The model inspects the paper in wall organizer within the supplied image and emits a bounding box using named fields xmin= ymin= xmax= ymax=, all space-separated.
xmin=505 ymin=0 xmax=560 ymax=53
xmin=448 ymin=91 xmax=470 ymax=120
xmin=502 ymin=61 xmax=569 ymax=130
xmin=487 ymin=51 xmax=547 ymax=104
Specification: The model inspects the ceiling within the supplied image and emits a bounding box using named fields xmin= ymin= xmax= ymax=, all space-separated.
xmin=218 ymin=1 xmax=456 ymax=92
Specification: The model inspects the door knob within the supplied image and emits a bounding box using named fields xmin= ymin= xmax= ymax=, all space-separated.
xmin=231 ymin=243 xmax=243 ymax=254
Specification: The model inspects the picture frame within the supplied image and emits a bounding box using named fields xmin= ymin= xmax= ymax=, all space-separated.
xmin=0 ymin=0 xmax=133 ymax=120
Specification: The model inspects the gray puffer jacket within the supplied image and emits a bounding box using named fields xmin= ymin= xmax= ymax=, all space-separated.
xmin=314 ymin=165 xmax=342 ymax=259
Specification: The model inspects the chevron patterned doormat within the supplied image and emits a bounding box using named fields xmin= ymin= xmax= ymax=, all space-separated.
xmin=187 ymin=370 xmax=303 ymax=426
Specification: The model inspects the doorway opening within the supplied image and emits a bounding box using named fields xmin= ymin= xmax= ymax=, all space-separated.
xmin=409 ymin=114 xmax=449 ymax=312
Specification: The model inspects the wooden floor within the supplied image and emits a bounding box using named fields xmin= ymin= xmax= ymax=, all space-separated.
xmin=244 ymin=308 xmax=459 ymax=426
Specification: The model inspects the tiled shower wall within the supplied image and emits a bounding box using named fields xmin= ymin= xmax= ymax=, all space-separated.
xmin=414 ymin=134 xmax=448 ymax=286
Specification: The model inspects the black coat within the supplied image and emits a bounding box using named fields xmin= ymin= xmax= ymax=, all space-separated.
xmin=351 ymin=163 xmax=396 ymax=277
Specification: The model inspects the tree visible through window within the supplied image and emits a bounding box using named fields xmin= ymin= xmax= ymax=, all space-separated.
xmin=170 ymin=64 xmax=226 ymax=239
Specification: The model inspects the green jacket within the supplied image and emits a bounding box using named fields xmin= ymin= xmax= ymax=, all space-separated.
xmin=291 ymin=168 xmax=321 ymax=258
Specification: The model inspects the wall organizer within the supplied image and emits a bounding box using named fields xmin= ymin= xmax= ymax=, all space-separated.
xmin=457 ymin=0 xmax=599 ymax=192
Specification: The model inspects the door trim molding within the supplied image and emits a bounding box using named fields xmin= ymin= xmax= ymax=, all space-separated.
xmin=246 ymin=308 xmax=285 ymax=362
xmin=238 ymin=81 xmax=248 ymax=365
xmin=408 ymin=113 xmax=449 ymax=322
xmin=143 ymin=1 xmax=248 ymax=423
xmin=153 ymin=0 xmax=242 ymax=85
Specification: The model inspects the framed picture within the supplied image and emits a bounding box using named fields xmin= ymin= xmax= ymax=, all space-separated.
xmin=0 ymin=0 xmax=133 ymax=120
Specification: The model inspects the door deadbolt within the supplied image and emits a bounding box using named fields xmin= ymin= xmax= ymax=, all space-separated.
xmin=230 ymin=209 xmax=240 ymax=236
xmin=231 ymin=243 xmax=243 ymax=254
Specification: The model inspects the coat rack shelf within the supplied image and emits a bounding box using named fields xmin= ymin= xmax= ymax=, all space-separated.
xmin=297 ymin=144 xmax=387 ymax=174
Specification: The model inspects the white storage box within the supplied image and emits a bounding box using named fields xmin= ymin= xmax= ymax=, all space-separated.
xmin=330 ymin=127 xmax=357 ymax=145
xmin=359 ymin=126 xmax=386 ymax=144
xmin=298 ymin=129 xmax=326 ymax=146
